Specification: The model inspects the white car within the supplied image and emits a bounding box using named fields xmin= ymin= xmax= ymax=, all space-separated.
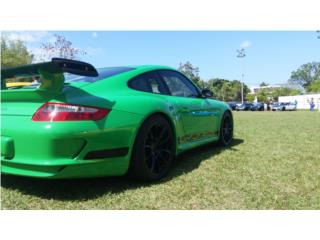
xmin=284 ymin=102 xmax=297 ymax=111
xmin=271 ymin=102 xmax=285 ymax=111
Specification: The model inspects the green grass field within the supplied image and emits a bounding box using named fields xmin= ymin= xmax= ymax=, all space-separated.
xmin=1 ymin=111 xmax=320 ymax=210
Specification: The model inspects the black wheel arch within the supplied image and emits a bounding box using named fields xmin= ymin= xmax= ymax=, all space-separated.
xmin=127 ymin=112 xmax=176 ymax=180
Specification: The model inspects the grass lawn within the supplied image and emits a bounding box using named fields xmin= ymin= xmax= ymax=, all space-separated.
xmin=1 ymin=111 xmax=320 ymax=210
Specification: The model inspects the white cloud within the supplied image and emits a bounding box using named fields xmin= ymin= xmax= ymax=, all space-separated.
xmin=240 ymin=40 xmax=252 ymax=49
xmin=4 ymin=31 xmax=49 ymax=43
xmin=92 ymin=32 xmax=98 ymax=38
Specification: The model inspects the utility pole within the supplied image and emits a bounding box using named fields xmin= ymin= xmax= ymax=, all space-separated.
xmin=237 ymin=48 xmax=246 ymax=104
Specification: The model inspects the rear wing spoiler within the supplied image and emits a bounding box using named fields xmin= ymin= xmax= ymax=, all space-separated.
xmin=1 ymin=58 xmax=98 ymax=92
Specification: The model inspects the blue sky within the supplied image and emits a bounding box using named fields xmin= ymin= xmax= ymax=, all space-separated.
xmin=5 ymin=31 xmax=320 ymax=86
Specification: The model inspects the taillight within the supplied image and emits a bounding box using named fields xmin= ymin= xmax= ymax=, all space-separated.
xmin=32 ymin=102 xmax=110 ymax=122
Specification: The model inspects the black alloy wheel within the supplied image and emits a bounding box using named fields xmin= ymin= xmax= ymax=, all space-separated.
xmin=129 ymin=115 xmax=174 ymax=181
xmin=218 ymin=111 xmax=233 ymax=146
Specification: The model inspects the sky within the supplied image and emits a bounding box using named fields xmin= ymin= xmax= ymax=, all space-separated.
xmin=3 ymin=31 xmax=320 ymax=87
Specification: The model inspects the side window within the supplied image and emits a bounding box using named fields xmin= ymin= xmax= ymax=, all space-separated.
xmin=129 ymin=75 xmax=151 ymax=92
xmin=158 ymin=70 xmax=200 ymax=98
xmin=128 ymin=71 xmax=169 ymax=94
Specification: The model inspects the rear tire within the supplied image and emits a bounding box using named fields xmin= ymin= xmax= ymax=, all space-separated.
xmin=129 ymin=115 xmax=174 ymax=181
xmin=218 ymin=111 xmax=233 ymax=146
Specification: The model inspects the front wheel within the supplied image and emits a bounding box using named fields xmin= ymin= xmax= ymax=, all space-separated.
xmin=129 ymin=115 xmax=174 ymax=181
xmin=218 ymin=111 xmax=233 ymax=146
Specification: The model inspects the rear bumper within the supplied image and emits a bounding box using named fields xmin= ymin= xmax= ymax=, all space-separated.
xmin=1 ymin=153 xmax=130 ymax=179
xmin=1 ymin=109 xmax=144 ymax=179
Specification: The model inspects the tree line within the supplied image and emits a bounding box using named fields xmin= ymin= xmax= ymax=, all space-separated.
xmin=178 ymin=60 xmax=319 ymax=102
xmin=1 ymin=34 xmax=319 ymax=99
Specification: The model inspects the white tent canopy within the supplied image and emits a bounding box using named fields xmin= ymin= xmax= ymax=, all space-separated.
xmin=279 ymin=94 xmax=320 ymax=110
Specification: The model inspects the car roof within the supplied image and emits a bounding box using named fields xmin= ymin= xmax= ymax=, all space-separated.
xmin=65 ymin=65 xmax=178 ymax=84
xmin=125 ymin=65 xmax=175 ymax=71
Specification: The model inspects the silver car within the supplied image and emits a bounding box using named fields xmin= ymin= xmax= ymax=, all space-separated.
xmin=271 ymin=102 xmax=285 ymax=111
xmin=284 ymin=102 xmax=297 ymax=111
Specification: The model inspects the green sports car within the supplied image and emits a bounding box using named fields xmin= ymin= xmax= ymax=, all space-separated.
xmin=1 ymin=58 xmax=233 ymax=180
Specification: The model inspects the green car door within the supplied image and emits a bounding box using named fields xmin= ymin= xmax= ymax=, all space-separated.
xmin=157 ymin=70 xmax=219 ymax=143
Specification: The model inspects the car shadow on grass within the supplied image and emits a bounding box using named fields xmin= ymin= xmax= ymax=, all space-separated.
xmin=1 ymin=138 xmax=243 ymax=202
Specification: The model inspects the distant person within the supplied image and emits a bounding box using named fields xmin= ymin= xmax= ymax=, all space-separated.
xmin=264 ymin=103 xmax=267 ymax=111
xmin=294 ymin=99 xmax=298 ymax=108
xmin=309 ymin=98 xmax=315 ymax=112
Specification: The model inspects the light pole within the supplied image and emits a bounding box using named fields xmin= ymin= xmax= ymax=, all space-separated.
xmin=241 ymin=73 xmax=244 ymax=103
xmin=237 ymin=48 xmax=246 ymax=104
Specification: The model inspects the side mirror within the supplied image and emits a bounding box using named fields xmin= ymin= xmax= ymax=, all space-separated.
xmin=201 ymin=89 xmax=213 ymax=98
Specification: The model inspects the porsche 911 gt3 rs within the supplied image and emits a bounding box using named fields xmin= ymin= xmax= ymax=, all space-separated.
xmin=1 ymin=58 xmax=233 ymax=180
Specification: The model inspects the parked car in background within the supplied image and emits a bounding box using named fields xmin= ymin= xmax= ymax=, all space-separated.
xmin=272 ymin=102 xmax=286 ymax=111
xmin=6 ymin=82 xmax=32 ymax=89
xmin=227 ymin=101 xmax=237 ymax=110
xmin=251 ymin=102 xmax=265 ymax=111
xmin=283 ymin=102 xmax=297 ymax=111
xmin=236 ymin=102 xmax=253 ymax=111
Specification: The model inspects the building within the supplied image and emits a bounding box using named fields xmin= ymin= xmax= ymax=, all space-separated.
xmin=279 ymin=93 xmax=320 ymax=110
xmin=249 ymin=85 xmax=283 ymax=94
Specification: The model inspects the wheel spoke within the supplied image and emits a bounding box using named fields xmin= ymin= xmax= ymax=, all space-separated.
xmin=158 ymin=138 xmax=169 ymax=148
xmin=160 ymin=149 xmax=171 ymax=154
xmin=222 ymin=116 xmax=232 ymax=142
xmin=158 ymin=151 xmax=170 ymax=164
xmin=158 ymin=127 xmax=167 ymax=140
xmin=143 ymin=121 xmax=173 ymax=175
xmin=148 ymin=154 xmax=156 ymax=173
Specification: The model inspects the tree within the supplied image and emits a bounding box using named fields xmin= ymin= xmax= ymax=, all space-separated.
xmin=308 ymin=80 xmax=320 ymax=93
xmin=271 ymin=87 xmax=301 ymax=101
xmin=231 ymin=80 xmax=250 ymax=101
xmin=289 ymin=62 xmax=320 ymax=90
xmin=39 ymin=34 xmax=86 ymax=61
xmin=259 ymin=82 xmax=268 ymax=87
xmin=178 ymin=61 xmax=203 ymax=88
xmin=1 ymin=35 xmax=33 ymax=68
xmin=220 ymin=81 xmax=233 ymax=101
xmin=246 ymin=94 xmax=255 ymax=102
xmin=207 ymin=78 xmax=250 ymax=102
xmin=257 ymin=89 xmax=269 ymax=102
xmin=207 ymin=78 xmax=227 ymax=100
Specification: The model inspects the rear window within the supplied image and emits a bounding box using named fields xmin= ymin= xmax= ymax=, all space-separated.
xmin=65 ymin=67 xmax=135 ymax=83
xmin=5 ymin=67 xmax=135 ymax=89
